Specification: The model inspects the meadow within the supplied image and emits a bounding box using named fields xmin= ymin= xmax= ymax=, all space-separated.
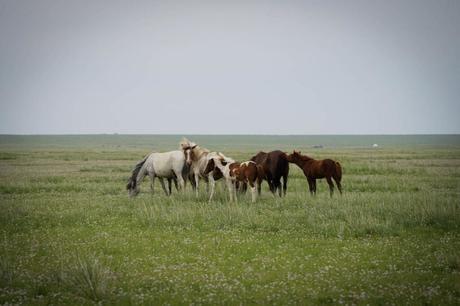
xmin=0 ymin=135 xmax=459 ymax=305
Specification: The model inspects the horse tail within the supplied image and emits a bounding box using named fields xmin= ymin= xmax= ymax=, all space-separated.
xmin=334 ymin=161 xmax=342 ymax=182
xmin=126 ymin=155 xmax=149 ymax=192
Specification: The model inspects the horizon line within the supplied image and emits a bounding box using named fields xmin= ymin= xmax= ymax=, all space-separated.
xmin=1 ymin=133 xmax=459 ymax=136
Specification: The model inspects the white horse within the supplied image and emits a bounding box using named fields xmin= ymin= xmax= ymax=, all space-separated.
xmin=180 ymin=138 xmax=234 ymax=202
xmin=126 ymin=150 xmax=187 ymax=197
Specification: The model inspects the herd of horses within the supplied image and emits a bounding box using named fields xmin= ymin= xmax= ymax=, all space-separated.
xmin=126 ymin=138 xmax=342 ymax=202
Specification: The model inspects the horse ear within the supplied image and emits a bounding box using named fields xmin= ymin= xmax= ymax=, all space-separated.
xmin=180 ymin=137 xmax=191 ymax=150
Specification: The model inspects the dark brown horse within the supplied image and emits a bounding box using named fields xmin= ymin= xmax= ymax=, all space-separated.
xmin=250 ymin=150 xmax=289 ymax=196
xmin=287 ymin=150 xmax=342 ymax=197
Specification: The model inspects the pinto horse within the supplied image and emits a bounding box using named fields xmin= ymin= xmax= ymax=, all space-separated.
xmin=250 ymin=150 xmax=289 ymax=196
xmin=180 ymin=138 xmax=233 ymax=202
xmin=287 ymin=150 xmax=342 ymax=197
xmin=212 ymin=157 xmax=260 ymax=203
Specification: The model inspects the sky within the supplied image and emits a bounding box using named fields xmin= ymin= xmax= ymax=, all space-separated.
xmin=0 ymin=0 xmax=459 ymax=135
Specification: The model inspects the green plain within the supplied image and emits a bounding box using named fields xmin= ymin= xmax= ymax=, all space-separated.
xmin=0 ymin=135 xmax=459 ymax=305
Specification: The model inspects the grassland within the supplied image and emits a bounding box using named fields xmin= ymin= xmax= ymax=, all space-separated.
xmin=0 ymin=135 xmax=459 ymax=305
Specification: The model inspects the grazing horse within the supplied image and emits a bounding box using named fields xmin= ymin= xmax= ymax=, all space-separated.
xmin=180 ymin=138 xmax=233 ymax=201
xmin=287 ymin=150 xmax=342 ymax=197
xmin=250 ymin=150 xmax=289 ymax=196
xmin=126 ymin=150 xmax=187 ymax=197
xmin=212 ymin=157 xmax=260 ymax=203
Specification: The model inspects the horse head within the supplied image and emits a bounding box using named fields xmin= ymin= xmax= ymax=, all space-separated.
xmin=287 ymin=150 xmax=301 ymax=162
xmin=183 ymin=145 xmax=197 ymax=165
xmin=126 ymin=179 xmax=140 ymax=197
xmin=180 ymin=138 xmax=198 ymax=166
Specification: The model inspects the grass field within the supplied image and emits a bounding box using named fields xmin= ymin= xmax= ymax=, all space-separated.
xmin=1 ymin=135 xmax=460 ymax=305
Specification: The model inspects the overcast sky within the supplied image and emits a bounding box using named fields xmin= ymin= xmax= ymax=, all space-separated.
xmin=0 ymin=0 xmax=459 ymax=134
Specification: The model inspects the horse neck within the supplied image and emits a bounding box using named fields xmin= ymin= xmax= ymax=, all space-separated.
xmin=292 ymin=155 xmax=313 ymax=169
xmin=192 ymin=146 xmax=208 ymax=161
xmin=193 ymin=148 xmax=212 ymax=172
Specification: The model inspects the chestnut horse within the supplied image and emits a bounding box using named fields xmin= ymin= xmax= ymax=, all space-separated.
xmin=250 ymin=150 xmax=289 ymax=196
xmin=287 ymin=150 xmax=342 ymax=197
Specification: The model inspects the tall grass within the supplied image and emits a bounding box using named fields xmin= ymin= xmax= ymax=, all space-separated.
xmin=62 ymin=257 xmax=114 ymax=302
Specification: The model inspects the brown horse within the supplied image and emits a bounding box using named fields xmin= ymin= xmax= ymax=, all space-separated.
xmin=212 ymin=157 xmax=260 ymax=202
xmin=251 ymin=150 xmax=289 ymax=196
xmin=287 ymin=150 xmax=342 ymax=197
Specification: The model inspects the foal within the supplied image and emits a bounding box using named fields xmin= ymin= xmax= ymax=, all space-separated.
xmin=212 ymin=157 xmax=260 ymax=203
xmin=287 ymin=150 xmax=342 ymax=197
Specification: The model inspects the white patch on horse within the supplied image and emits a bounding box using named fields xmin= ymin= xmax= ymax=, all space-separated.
xmin=240 ymin=161 xmax=255 ymax=167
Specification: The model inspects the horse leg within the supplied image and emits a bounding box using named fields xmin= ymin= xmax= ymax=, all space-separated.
xmin=194 ymin=173 xmax=200 ymax=197
xmin=148 ymin=173 xmax=154 ymax=193
xmin=169 ymin=167 xmax=183 ymax=192
xmin=265 ymin=173 xmax=274 ymax=195
xmin=208 ymin=175 xmax=216 ymax=202
xmin=326 ymin=176 xmax=334 ymax=197
xmin=333 ymin=177 xmax=342 ymax=195
xmin=275 ymin=179 xmax=282 ymax=197
xmin=149 ymin=173 xmax=155 ymax=195
xmin=235 ymin=181 xmax=246 ymax=194
xmin=268 ymin=179 xmax=275 ymax=195
xmin=167 ymin=178 xmax=173 ymax=195
xmin=188 ymin=173 xmax=196 ymax=191
xmin=242 ymin=182 xmax=248 ymax=194
xmin=226 ymin=179 xmax=234 ymax=202
xmin=159 ymin=178 xmax=169 ymax=196
xmin=282 ymin=174 xmax=288 ymax=197
xmin=257 ymin=177 xmax=262 ymax=195
xmin=313 ymin=179 xmax=317 ymax=195
xmin=249 ymin=180 xmax=257 ymax=203
xmin=173 ymin=177 xmax=179 ymax=191
xmin=307 ymin=178 xmax=313 ymax=195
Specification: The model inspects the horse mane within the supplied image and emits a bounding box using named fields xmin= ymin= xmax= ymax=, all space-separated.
xmin=192 ymin=145 xmax=209 ymax=159
xmin=180 ymin=137 xmax=195 ymax=150
xmin=296 ymin=152 xmax=314 ymax=161
xmin=297 ymin=153 xmax=314 ymax=161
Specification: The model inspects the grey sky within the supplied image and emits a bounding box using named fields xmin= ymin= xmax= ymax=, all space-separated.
xmin=0 ymin=0 xmax=459 ymax=134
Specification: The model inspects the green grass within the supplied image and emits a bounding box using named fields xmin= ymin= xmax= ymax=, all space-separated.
xmin=0 ymin=135 xmax=459 ymax=305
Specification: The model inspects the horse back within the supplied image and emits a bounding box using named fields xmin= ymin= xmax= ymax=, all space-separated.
xmin=250 ymin=151 xmax=267 ymax=164
xmin=151 ymin=150 xmax=185 ymax=176
xmin=321 ymin=159 xmax=341 ymax=178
